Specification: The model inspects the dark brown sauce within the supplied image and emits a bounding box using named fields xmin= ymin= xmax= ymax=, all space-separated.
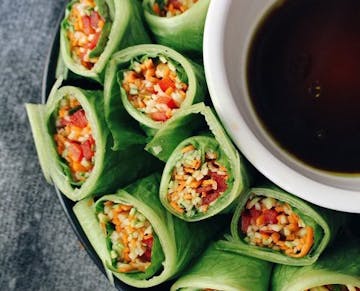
xmin=247 ymin=0 xmax=360 ymax=173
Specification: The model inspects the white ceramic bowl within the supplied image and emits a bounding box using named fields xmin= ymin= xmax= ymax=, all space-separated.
xmin=203 ymin=0 xmax=360 ymax=213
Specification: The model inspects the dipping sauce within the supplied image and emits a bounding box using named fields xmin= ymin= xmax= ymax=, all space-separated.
xmin=248 ymin=0 xmax=360 ymax=173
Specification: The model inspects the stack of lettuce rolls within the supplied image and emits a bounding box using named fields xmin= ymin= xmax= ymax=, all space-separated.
xmin=145 ymin=103 xmax=250 ymax=221
xmin=104 ymin=44 xmax=207 ymax=139
xmin=271 ymin=239 xmax=360 ymax=291
xmin=216 ymin=184 xmax=345 ymax=266
xmin=171 ymin=242 xmax=273 ymax=291
xmin=26 ymin=78 xmax=159 ymax=201
xmin=73 ymin=174 xmax=227 ymax=288
xmin=142 ymin=0 xmax=210 ymax=54
xmin=60 ymin=0 xmax=150 ymax=82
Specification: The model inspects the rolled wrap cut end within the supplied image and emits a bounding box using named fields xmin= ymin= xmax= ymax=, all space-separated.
xmin=142 ymin=0 xmax=210 ymax=53
xmin=225 ymin=186 xmax=340 ymax=266
xmin=74 ymin=175 xmax=226 ymax=288
xmin=160 ymin=136 xmax=235 ymax=221
xmin=271 ymin=239 xmax=360 ymax=291
xmin=61 ymin=0 xmax=151 ymax=82
xmin=95 ymin=197 xmax=164 ymax=278
xmin=104 ymin=44 xmax=207 ymax=136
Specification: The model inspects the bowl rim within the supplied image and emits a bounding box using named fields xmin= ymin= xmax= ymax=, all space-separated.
xmin=203 ymin=0 xmax=360 ymax=213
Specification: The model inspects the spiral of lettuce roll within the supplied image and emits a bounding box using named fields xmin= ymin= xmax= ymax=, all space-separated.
xmin=216 ymin=184 xmax=345 ymax=266
xmin=104 ymin=44 xmax=207 ymax=140
xmin=60 ymin=0 xmax=150 ymax=83
xmin=271 ymin=239 xmax=360 ymax=291
xmin=145 ymin=103 xmax=250 ymax=221
xmin=73 ymin=174 xmax=226 ymax=288
xmin=26 ymin=78 xmax=159 ymax=201
xmin=142 ymin=0 xmax=210 ymax=54
xmin=170 ymin=242 xmax=272 ymax=291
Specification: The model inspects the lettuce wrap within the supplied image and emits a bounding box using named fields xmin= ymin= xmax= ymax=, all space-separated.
xmin=104 ymin=44 xmax=207 ymax=141
xmin=170 ymin=241 xmax=272 ymax=291
xmin=271 ymin=239 xmax=360 ymax=291
xmin=145 ymin=103 xmax=250 ymax=221
xmin=142 ymin=0 xmax=210 ymax=54
xmin=60 ymin=0 xmax=150 ymax=83
xmin=73 ymin=174 xmax=227 ymax=288
xmin=26 ymin=78 xmax=159 ymax=201
xmin=215 ymin=185 xmax=345 ymax=266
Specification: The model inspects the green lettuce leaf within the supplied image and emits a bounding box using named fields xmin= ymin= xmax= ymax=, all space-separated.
xmin=142 ymin=0 xmax=210 ymax=54
xmin=26 ymin=80 xmax=161 ymax=201
xmin=60 ymin=0 xmax=150 ymax=83
xmin=218 ymin=184 xmax=347 ymax=266
xmin=104 ymin=44 xmax=207 ymax=146
xmin=73 ymin=174 xmax=227 ymax=288
xmin=146 ymin=103 xmax=251 ymax=221
xmin=271 ymin=238 xmax=360 ymax=291
xmin=171 ymin=242 xmax=272 ymax=291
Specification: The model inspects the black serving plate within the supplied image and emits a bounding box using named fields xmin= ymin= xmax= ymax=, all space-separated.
xmin=42 ymin=8 xmax=172 ymax=291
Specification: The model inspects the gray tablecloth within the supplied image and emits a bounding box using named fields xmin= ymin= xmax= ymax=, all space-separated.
xmin=0 ymin=1 xmax=116 ymax=290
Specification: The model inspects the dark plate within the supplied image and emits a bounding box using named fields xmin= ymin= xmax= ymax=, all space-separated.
xmin=42 ymin=7 xmax=171 ymax=291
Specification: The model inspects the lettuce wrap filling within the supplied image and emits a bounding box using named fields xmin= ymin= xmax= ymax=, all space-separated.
xmin=152 ymin=0 xmax=199 ymax=17
xmin=166 ymin=137 xmax=230 ymax=217
xmin=64 ymin=0 xmax=110 ymax=70
xmin=96 ymin=199 xmax=163 ymax=275
xmin=60 ymin=0 xmax=150 ymax=82
xmin=54 ymin=95 xmax=95 ymax=184
xmin=120 ymin=55 xmax=188 ymax=122
xmin=73 ymin=174 xmax=226 ymax=288
xmin=216 ymin=185 xmax=346 ymax=266
xmin=240 ymin=194 xmax=314 ymax=258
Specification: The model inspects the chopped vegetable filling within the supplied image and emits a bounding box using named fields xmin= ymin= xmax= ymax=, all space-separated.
xmin=66 ymin=0 xmax=105 ymax=69
xmin=152 ymin=0 xmax=199 ymax=17
xmin=240 ymin=195 xmax=314 ymax=258
xmin=54 ymin=95 xmax=95 ymax=183
xmin=98 ymin=200 xmax=154 ymax=273
xmin=122 ymin=56 xmax=188 ymax=122
xmin=306 ymin=286 xmax=360 ymax=291
xmin=167 ymin=144 xmax=228 ymax=217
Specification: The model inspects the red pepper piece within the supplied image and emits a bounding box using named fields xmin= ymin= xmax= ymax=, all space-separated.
xmin=263 ymin=209 xmax=278 ymax=224
xmin=68 ymin=142 xmax=83 ymax=162
xmin=150 ymin=111 xmax=168 ymax=122
xmin=69 ymin=109 xmax=88 ymax=128
xmin=81 ymin=139 xmax=94 ymax=160
xmin=241 ymin=210 xmax=252 ymax=233
xmin=158 ymin=78 xmax=175 ymax=92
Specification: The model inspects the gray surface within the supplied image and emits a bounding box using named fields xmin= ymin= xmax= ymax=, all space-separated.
xmin=0 ymin=1 xmax=116 ymax=290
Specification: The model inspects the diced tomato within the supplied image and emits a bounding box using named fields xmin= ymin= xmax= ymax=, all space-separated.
xmin=263 ymin=209 xmax=278 ymax=224
xmin=68 ymin=142 xmax=83 ymax=162
xmin=150 ymin=111 xmax=168 ymax=122
xmin=81 ymin=139 xmax=94 ymax=160
xmin=157 ymin=96 xmax=178 ymax=109
xmin=140 ymin=237 xmax=153 ymax=262
xmin=210 ymin=172 xmax=228 ymax=193
xmin=82 ymin=15 xmax=94 ymax=35
xmin=88 ymin=31 xmax=101 ymax=50
xmin=158 ymin=78 xmax=175 ymax=92
xmin=202 ymin=191 xmax=220 ymax=205
xmin=249 ymin=207 xmax=262 ymax=221
xmin=196 ymin=185 xmax=213 ymax=194
xmin=143 ymin=237 xmax=153 ymax=249
xmin=59 ymin=118 xmax=70 ymax=127
xmin=90 ymin=11 xmax=100 ymax=29
xmin=88 ymin=135 xmax=95 ymax=146
xmin=69 ymin=109 xmax=88 ymax=128
xmin=241 ymin=210 xmax=251 ymax=233
xmin=169 ymin=0 xmax=182 ymax=9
